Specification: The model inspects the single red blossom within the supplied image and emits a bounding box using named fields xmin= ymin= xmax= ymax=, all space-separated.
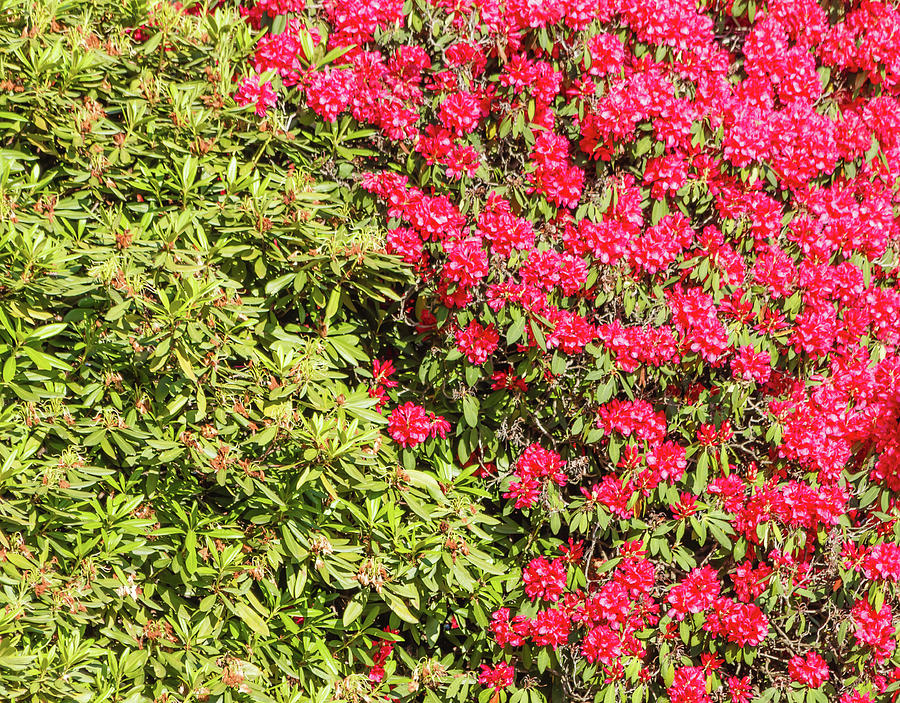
xmin=373 ymin=359 xmax=397 ymax=387
xmin=428 ymin=412 xmax=451 ymax=439
xmin=672 ymin=492 xmax=699 ymax=519
xmin=701 ymin=654 xmax=722 ymax=673
xmin=490 ymin=370 xmax=528 ymax=392
xmin=560 ymin=538 xmax=584 ymax=563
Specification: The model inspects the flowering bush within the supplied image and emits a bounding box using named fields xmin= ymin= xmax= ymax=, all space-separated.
xmin=232 ymin=0 xmax=900 ymax=699
xmin=4 ymin=0 xmax=900 ymax=701
xmin=0 ymin=1 xmax=478 ymax=701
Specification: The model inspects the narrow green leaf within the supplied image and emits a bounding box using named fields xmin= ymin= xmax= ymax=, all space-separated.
xmin=232 ymin=601 xmax=270 ymax=637
xmin=2 ymin=355 xmax=15 ymax=383
xmin=530 ymin=319 xmax=547 ymax=351
xmin=24 ymin=323 xmax=66 ymax=341
xmin=385 ymin=593 xmax=418 ymax=623
xmin=342 ymin=594 xmax=365 ymax=626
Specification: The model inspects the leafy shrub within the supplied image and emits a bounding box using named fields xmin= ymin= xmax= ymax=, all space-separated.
xmin=0 ymin=1 xmax=500 ymax=701
xmin=4 ymin=0 xmax=900 ymax=702
xmin=234 ymin=0 xmax=900 ymax=701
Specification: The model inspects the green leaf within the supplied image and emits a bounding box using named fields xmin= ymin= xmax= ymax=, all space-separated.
xmin=406 ymin=469 xmax=445 ymax=502
xmin=317 ymin=44 xmax=355 ymax=69
xmin=709 ymin=522 xmax=732 ymax=549
xmin=20 ymin=346 xmax=71 ymax=370
xmin=265 ymin=274 xmax=295 ymax=295
xmin=281 ymin=525 xmax=307 ymax=560
xmin=24 ymin=323 xmax=66 ymax=341
xmin=530 ymin=318 xmax=547 ymax=351
xmin=462 ymin=394 xmax=479 ymax=428
xmin=342 ymin=594 xmax=365 ymax=626
xmin=196 ymin=387 xmax=207 ymax=418
xmin=174 ymin=349 xmax=197 ymax=381
xmin=2 ymin=355 xmax=15 ymax=383
xmin=232 ymin=601 xmax=270 ymax=637
xmin=507 ymin=316 xmax=526 ymax=345
xmin=271 ymin=13 xmax=287 ymax=34
xmin=385 ymin=593 xmax=418 ymax=624
xmin=325 ymin=288 xmax=341 ymax=320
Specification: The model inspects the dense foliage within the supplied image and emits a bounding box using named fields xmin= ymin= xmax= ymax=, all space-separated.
xmin=0 ymin=2 xmax=437 ymax=701
xmin=3 ymin=0 xmax=900 ymax=701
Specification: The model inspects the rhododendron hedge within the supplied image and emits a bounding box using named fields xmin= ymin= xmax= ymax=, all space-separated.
xmin=0 ymin=2 xmax=481 ymax=701
xmin=238 ymin=0 xmax=900 ymax=700
xmin=4 ymin=0 xmax=900 ymax=701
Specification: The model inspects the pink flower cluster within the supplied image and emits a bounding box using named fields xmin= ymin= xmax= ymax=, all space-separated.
xmin=234 ymin=75 xmax=277 ymax=116
xmin=788 ymin=652 xmax=829 ymax=688
xmin=503 ymin=443 xmax=567 ymax=510
xmin=455 ymin=320 xmax=499 ymax=364
xmin=387 ymin=402 xmax=450 ymax=448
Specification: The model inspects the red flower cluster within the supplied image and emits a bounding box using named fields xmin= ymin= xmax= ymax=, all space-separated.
xmin=234 ymin=75 xmax=277 ymax=116
xmin=666 ymin=566 xmax=720 ymax=620
xmin=503 ymin=444 xmax=567 ymax=510
xmin=455 ymin=320 xmax=499 ymax=365
xmin=367 ymin=627 xmax=398 ymax=682
xmin=477 ymin=661 xmax=514 ymax=690
xmin=852 ymin=599 xmax=897 ymax=662
xmin=669 ymin=666 xmax=710 ymax=703
xmin=522 ymin=556 xmax=567 ymax=602
xmin=387 ymin=402 xmax=450 ymax=448
xmin=788 ymin=651 xmax=829 ymax=688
